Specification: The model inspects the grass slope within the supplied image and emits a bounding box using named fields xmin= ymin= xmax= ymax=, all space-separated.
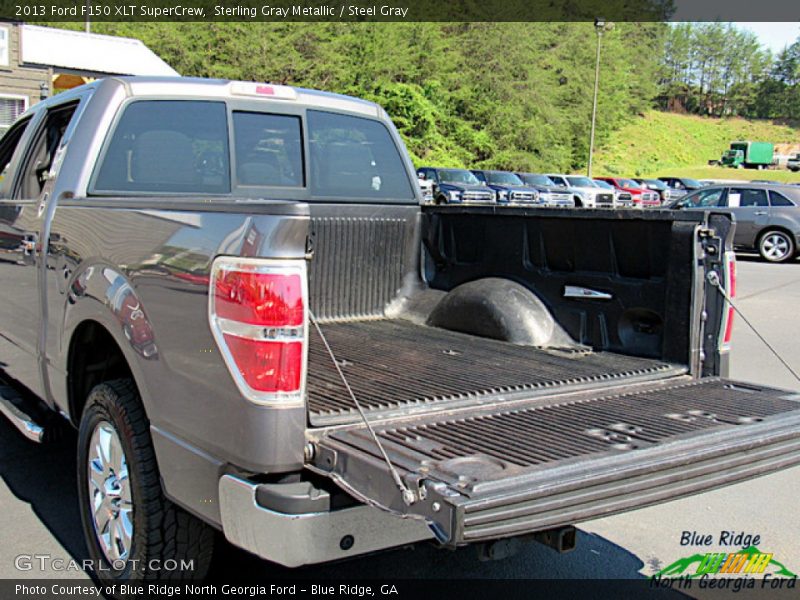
xmin=593 ymin=111 xmax=800 ymax=182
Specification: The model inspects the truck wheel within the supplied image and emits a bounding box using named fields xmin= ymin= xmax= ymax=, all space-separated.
xmin=758 ymin=230 xmax=795 ymax=263
xmin=77 ymin=379 xmax=214 ymax=583
xmin=573 ymin=196 xmax=583 ymax=208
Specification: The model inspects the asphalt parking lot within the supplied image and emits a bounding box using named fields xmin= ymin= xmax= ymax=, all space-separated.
xmin=1 ymin=255 xmax=799 ymax=583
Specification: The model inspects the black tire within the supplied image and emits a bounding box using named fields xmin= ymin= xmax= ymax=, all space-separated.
xmin=77 ymin=379 xmax=214 ymax=584
xmin=573 ymin=195 xmax=583 ymax=208
xmin=758 ymin=230 xmax=796 ymax=263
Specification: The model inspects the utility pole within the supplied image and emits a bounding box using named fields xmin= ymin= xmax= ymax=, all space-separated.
xmin=85 ymin=0 xmax=91 ymax=33
xmin=587 ymin=18 xmax=607 ymax=178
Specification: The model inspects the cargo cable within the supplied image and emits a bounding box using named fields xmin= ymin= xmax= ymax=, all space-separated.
xmin=309 ymin=310 xmax=417 ymax=506
xmin=708 ymin=271 xmax=800 ymax=383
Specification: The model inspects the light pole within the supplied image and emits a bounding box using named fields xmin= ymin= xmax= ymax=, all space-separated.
xmin=587 ymin=18 xmax=607 ymax=178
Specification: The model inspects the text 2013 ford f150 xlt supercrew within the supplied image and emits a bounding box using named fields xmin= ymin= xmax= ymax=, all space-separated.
xmin=2 ymin=77 xmax=800 ymax=584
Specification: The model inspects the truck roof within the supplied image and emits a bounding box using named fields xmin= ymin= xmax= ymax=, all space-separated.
xmin=34 ymin=76 xmax=383 ymax=119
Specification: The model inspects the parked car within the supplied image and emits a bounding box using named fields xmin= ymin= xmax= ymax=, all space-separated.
xmin=546 ymin=174 xmax=607 ymax=208
xmin=470 ymin=170 xmax=542 ymax=205
xmin=417 ymin=167 xmax=496 ymax=205
xmin=788 ymin=154 xmax=800 ymax=172
xmin=594 ymin=176 xmax=660 ymax=208
xmin=591 ymin=179 xmax=634 ymax=207
xmin=633 ymin=178 xmax=671 ymax=204
xmin=514 ymin=173 xmax=575 ymax=208
xmin=4 ymin=77 xmax=800 ymax=585
xmin=669 ymin=183 xmax=800 ymax=262
xmin=658 ymin=177 xmax=705 ymax=199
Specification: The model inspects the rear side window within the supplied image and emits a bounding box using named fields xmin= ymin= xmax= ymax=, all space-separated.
xmin=233 ymin=112 xmax=303 ymax=187
xmin=769 ymin=190 xmax=795 ymax=207
xmin=0 ymin=117 xmax=29 ymax=191
xmin=17 ymin=102 xmax=78 ymax=199
xmin=728 ymin=188 xmax=767 ymax=207
xmin=93 ymin=101 xmax=229 ymax=194
xmin=307 ymin=110 xmax=413 ymax=201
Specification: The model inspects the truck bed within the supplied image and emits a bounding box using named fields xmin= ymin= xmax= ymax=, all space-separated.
xmin=307 ymin=319 xmax=686 ymax=425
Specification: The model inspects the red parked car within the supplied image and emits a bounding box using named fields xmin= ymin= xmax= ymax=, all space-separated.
xmin=594 ymin=177 xmax=661 ymax=208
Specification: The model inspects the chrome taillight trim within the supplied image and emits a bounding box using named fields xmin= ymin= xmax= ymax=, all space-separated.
xmin=208 ymin=256 xmax=309 ymax=408
xmin=718 ymin=251 xmax=736 ymax=352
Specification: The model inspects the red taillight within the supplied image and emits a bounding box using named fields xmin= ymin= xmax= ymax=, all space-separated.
xmin=222 ymin=335 xmax=303 ymax=392
xmin=209 ymin=258 xmax=307 ymax=405
xmin=722 ymin=253 xmax=736 ymax=346
xmin=214 ymin=271 xmax=303 ymax=326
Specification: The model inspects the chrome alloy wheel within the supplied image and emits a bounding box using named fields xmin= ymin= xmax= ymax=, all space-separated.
xmin=87 ymin=421 xmax=133 ymax=563
xmin=760 ymin=232 xmax=792 ymax=262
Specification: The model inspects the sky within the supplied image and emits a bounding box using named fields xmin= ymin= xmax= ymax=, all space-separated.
xmin=737 ymin=22 xmax=800 ymax=54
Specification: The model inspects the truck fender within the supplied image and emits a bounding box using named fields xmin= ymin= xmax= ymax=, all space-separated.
xmin=426 ymin=277 xmax=577 ymax=348
xmin=60 ymin=262 xmax=157 ymax=418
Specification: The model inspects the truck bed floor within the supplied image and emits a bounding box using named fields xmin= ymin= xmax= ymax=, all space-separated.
xmin=307 ymin=319 xmax=685 ymax=425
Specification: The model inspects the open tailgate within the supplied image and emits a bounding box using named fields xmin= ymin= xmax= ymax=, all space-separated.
xmin=306 ymin=377 xmax=800 ymax=546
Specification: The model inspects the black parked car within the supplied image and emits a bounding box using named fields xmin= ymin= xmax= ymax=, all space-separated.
xmin=669 ymin=183 xmax=800 ymax=262
xmin=470 ymin=170 xmax=541 ymax=205
xmin=416 ymin=167 xmax=496 ymax=204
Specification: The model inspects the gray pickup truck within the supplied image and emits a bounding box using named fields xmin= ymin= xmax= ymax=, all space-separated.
xmin=2 ymin=77 xmax=800 ymax=584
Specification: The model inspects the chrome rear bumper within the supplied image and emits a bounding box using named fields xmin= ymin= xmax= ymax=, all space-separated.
xmin=218 ymin=475 xmax=432 ymax=567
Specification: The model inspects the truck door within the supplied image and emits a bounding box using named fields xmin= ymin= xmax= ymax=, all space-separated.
xmin=0 ymin=113 xmax=40 ymax=393
xmin=725 ymin=187 xmax=769 ymax=248
xmin=0 ymin=101 xmax=78 ymax=397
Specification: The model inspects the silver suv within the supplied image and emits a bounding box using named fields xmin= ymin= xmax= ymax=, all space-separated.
xmin=671 ymin=183 xmax=800 ymax=262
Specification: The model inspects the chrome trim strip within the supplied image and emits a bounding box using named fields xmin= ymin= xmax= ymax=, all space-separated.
xmin=216 ymin=318 xmax=304 ymax=342
xmin=564 ymin=285 xmax=613 ymax=300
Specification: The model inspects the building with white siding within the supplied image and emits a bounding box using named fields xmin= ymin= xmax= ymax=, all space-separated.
xmin=0 ymin=22 xmax=177 ymax=134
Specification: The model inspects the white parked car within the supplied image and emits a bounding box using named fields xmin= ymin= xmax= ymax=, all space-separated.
xmin=547 ymin=174 xmax=609 ymax=208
